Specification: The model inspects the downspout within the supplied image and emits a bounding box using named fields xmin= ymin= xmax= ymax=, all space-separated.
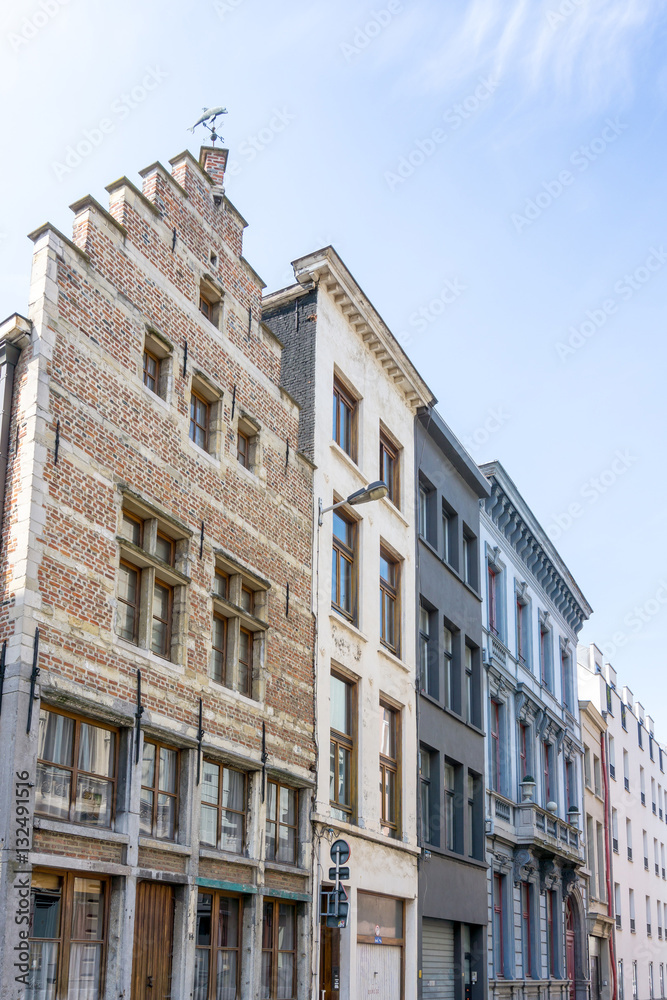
xmin=0 ymin=315 xmax=31 ymax=536
xmin=601 ymin=727 xmax=616 ymax=1000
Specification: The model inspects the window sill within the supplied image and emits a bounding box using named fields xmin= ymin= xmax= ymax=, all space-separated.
xmin=141 ymin=383 xmax=170 ymax=410
xmin=264 ymin=860 xmax=309 ymax=876
xmin=329 ymin=440 xmax=365 ymax=482
xmin=186 ymin=436 xmax=221 ymax=467
xmin=235 ymin=459 xmax=263 ymax=486
xmin=199 ymin=846 xmax=259 ymax=867
xmin=312 ymin=812 xmax=420 ymax=855
xmin=34 ymin=816 xmax=129 ymax=843
xmin=329 ymin=612 xmax=368 ymax=644
xmin=379 ymin=495 xmax=409 ymax=527
xmin=418 ymin=536 xmax=482 ymax=600
xmin=377 ymin=644 xmax=410 ymax=674
xmin=114 ymin=636 xmax=186 ymax=673
xmin=207 ymin=676 xmax=263 ymax=708
xmin=138 ymin=836 xmax=191 ymax=855
xmin=422 ymin=846 xmax=488 ymax=870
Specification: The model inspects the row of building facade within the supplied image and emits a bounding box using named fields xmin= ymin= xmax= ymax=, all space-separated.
xmin=0 ymin=142 xmax=659 ymax=1000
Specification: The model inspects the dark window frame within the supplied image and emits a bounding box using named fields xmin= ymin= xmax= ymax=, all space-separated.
xmin=140 ymin=739 xmax=180 ymax=841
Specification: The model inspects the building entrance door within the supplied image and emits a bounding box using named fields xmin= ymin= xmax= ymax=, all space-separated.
xmin=566 ymin=900 xmax=576 ymax=1000
xmin=591 ymin=955 xmax=601 ymax=1000
xmin=320 ymin=924 xmax=341 ymax=1000
xmin=131 ymin=881 xmax=175 ymax=1000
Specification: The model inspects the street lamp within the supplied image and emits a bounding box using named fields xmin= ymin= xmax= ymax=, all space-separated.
xmin=318 ymin=480 xmax=388 ymax=525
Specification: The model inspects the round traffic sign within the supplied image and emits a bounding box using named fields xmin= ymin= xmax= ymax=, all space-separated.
xmin=330 ymin=838 xmax=350 ymax=865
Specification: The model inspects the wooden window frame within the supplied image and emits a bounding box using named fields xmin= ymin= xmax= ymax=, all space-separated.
xmin=151 ymin=579 xmax=173 ymax=659
xmin=199 ymin=292 xmax=213 ymax=321
xmin=380 ymin=701 xmax=400 ymax=837
xmin=379 ymin=431 xmax=400 ymax=508
xmin=118 ymin=559 xmax=141 ymax=644
xmin=143 ymin=347 xmax=159 ymax=394
xmin=331 ymin=509 xmax=357 ymax=622
xmin=238 ymin=626 xmax=253 ymax=698
xmin=330 ymin=672 xmax=356 ymax=823
xmin=379 ymin=548 xmax=400 ymax=655
xmin=262 ymin=899 xmax=297 ymax=1000
xmin=36 ymin=707 xmax=118 ymax=828
xmin=332 ymin=376 xmax=357 ymax=459
xmin=190 ymin=389 xmax=210 ymax=451
xmin=265 ymin=781 xmax=299 ymax=865
xmin=155 ymin=531 xmax=175 ymax=567
xmin=195 ymin=889 xmax=243 ymax=1000
xmin=140 ymin=739 xmax=179 ymax=841
xmin=237 ymin=428 xmax=250 ymax=468
xmin=211 ymin=613 xmax=228 ymax=685
xmin=29 ymin=869 xmax=110 ymax=1000
xmin=200 ymin=759 xmax=246 ymax=853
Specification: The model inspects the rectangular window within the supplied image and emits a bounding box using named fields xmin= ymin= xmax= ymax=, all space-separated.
xmin=28 ymin=870 xmax=108 ymax=1000
xmin=543 ymin=742 xmax=553 ymax=806
xmin=190 ymin=390 xmax=209 ymax=450
xmin=516 ymin=598 xmax=529 ymax=666
xmin=262 ymin=900 xmax=296 ymax=1000
xmin=584 ymin=747 xmax=591 ymax=788
xmin=445 ymin=761 xmax=456 ymax=851
xmin=420 ymin=748 xmax=434 ymax=845
xmin=442 ymin=499 xmax=458 ymax=569
xmin=621 ymin=703 xmax=628 ymax=730
xmin=540 ymin=625 xmax=552 ymax=689
xmin=379 ymin=431 xmax=399 ymax=507
xmin=597 ymin=823 xmax=606 ymax=900
xmin=562 ymin=647 xmax=573 ymax=711
xmin=151 ymin=580 xmax=172 ymax=657
xmin=419 ymin=604 xmax=438 ymax=700
xmin=237 ymin=428 xmax=250 ymax=468
xmin=463 ymin=527 xmax=477 ymax=589
xmin=238 ymin=627 xmax=253 ymax=697
xmin=467 ymin=771 xmax=481 ymax=859
xmin=195 ymin=891 xmax=241 ymax=1000
xmin=36 ymin=708 xmax=116 ymax=828
xmin=488 ymin=565 xmax=499 ymax=635
xmin=330 ymin=673 xmax=355 ymax=822
xmin=379 ymin=549 xmax=400 ymax=654
xmin=140 ymin=740 xmax=179 ymax=840
xmin=491 ymin=702 xmax=501 ymax=793
xmin=615 ymin=883 xmax=622 ymax=928
xmin=465 ymin=645 xmax=473 ymax=724
xmin=211 ymin=614 xmax=227 ymax=685
xmin=332 ymin=376 xmax=356 ymax=458
xmin=210 ymin=559 xmax=267 ymax=698
xmin=200 ymin=761 xmax=245 ymax=854
xmin=266 ymin=782 xmax=298 ymax=864
xmin=380 ymin=703 xmax=399 ymax=837
xmin=332 ymin=510 xmax=356 ymax=621
xmin=633 ymin=962 xmax=638 ymax=1000
xmin=142 ymin=332 xmax=171 ymax=399
xmin=627 ymin=819 xmax=633 ymax=862
xmin=609 ymin=736 xmax=616 ymax=779
xmin=519 ymin=723 xmax=530 ymax=781
xmin=493 ymin=874 xmax=504 ymax=978
xmin=118 ymin=561 xmax=140 ymax=643
xmin=443 ymin=625 xmax=454 ymax=711
xmin=547 ymin=890 xmax=557 ymax=976
xmin=521 ymin=882 xmax=532 ymax=977
xmin=594 ymin=755 xmax=602 ymax=797
xmin=143 ymin=347 xmax=159 ymax=393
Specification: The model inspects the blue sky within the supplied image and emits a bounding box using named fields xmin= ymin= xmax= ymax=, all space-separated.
xmin=1 ymin=0 xmax=666 ymax=725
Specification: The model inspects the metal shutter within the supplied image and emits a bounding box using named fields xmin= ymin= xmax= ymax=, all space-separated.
xmin=357 ymin=943 xmax=402 ymax=999
xmin=422 ymin=918 xmax=455 ymax=1000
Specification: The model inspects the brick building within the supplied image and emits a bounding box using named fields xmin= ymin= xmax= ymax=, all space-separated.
xmin=0 ymin=145 xmax=316 ymax=1000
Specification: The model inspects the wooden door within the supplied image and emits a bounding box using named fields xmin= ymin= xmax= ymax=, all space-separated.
xmin=132 ymin=881 xmax=175 ymax=1000
xmin=320 ymin=925 xmax=341 ymax=1000
xmin=566 ymin=901 xmax=576 ymax=1000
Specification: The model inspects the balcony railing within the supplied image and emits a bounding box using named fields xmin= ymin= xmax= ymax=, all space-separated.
xmin=625 ymin=777 xmax=630 ymax=791
xmin=613 ymin=838 xmax=619 ymax=853
xmin=641 ymin=792 xmax=646 ymax=805
xmin=616 ymin=914 xmax=622 ymax=929
xmin=645 ymin=857 xmax=650 ymax=871
xmin=610 ymin=764 xmax=616 ymax=779
xmin=630 ymin=918 xmax=636 ymax=932
xmin=489 ymin=791 xmax=582 ymax=856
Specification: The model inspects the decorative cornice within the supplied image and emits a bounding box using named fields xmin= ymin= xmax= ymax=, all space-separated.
xmin=513 ymin=848 xmax=537 ymax=886
xmin=265 ymin=246 xmax=436 ymax=413
xmin=481 ymin=466 xmax=592 ymax=635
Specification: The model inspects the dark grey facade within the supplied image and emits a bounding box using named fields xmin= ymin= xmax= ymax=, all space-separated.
xmin=416 ymin=408 xmax=491 ymax=1000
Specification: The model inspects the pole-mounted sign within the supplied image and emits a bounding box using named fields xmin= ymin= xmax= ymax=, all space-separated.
xmin=323 ymin=838 xmax=350 ymax=928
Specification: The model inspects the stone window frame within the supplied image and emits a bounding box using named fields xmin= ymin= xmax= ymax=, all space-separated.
xmin=235 ymin=410 xmax=261 ymax=474
xmin=141 ymin=326 xmax=173 ymax=401
xmin=115 ymin=489 xmax=191 ymax=665
xmin=198 ymin=274 xmax=224 ymax=331
xmin=189 ymin=370 xmax=224 ymax=459
xmin=210 ymin=549 xmax=269 ymax=701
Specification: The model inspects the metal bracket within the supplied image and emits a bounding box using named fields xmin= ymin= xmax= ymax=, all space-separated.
xmin=26 ymin=628 xmax=40 ymax=734
xmin=134 ymin=669 xmax=144 ymax=764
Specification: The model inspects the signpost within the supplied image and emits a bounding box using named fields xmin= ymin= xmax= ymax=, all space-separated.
xmin=323 ymin=838 xmax=350 ymax=928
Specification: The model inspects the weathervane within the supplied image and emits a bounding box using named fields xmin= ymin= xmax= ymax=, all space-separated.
xmin=188 ymin=106 xmax=228 ymax=145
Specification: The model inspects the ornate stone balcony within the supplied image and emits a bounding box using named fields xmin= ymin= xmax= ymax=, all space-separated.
xmin=489 ymin=790 xmax=584 ymax=865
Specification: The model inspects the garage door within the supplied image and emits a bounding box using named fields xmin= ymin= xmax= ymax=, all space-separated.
xmin=357 ymin=943 xmax=402 ymax=1000
xmin=422 ymin=918 xmax=455 ymax=1000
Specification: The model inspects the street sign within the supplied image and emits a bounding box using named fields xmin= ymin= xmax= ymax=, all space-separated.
xmin=328 ymin=866 xmax=349 ymax=881
xmin=330 ymin=839 xmax=350 ymax=865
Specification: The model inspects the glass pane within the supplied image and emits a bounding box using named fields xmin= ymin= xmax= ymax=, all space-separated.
xmin=277 ymin=825 xmax=296 ymax=864
xmin=262 ymin=902 xmax=273 ymax=947
xmin=339 ymin=557 xmax=351 ymax=612
xmin=380 ymin=708 xmax=396 ymax=758
xmin=153 ymin=581 xmax=171 ymax=620
xmin=71 ymin=880 xmax=104 ymax=939
xmin=141 ymin=742 xmax=156 ymax=787
xmin=277 ymin=954 xmax=294 ymax=999
xmin=214 ymin=572 xmax=228 ymax=598
xmin=420 ymin=606 xmax=429 ymax=635
xmin=279 ymin=787 xmax=296 ymax=826
xmin=202 ymin=762 xmax=220 ymax=805
xmin=38 ymin=710 xmax=74 ymax=766
xmin=240 ymin=587 xmax=253 ymax=612
xmin=212 ymin=647 xmax=225 ymax=685
xmin=193 ymin=949 xmax=209 ymax=1000
xmin=118 ymin=563 xmax=138 ymax=604
xmin=357 ymin=893 xmax=403 ymax=938
xmin=220 ymin=810 xmax=244 ymax=854
xmin=157 ymin=794 xmax=176 ymax=840
xmin=36 ymin=764 xmax=71 ymax=819
xmin=266 ymin=821 xmax=277 ymax=861
xmin=31 ymin=885 xmax=62 ymax=938
xmin=152 ymin=619 xmax=168 ymax=656
xmin=340 ymin=401 xmax=350 ymax=452
xmin=75 ymin=777 xmax=112 ymax=827
xmin=216 ymin=950 xmax=238 ymax=1000
xmin=155 ymin=534 xmax=173 ymax=564
xmin=338 ymin=746 xmax=350 ymax=806
xmin=218 ymin=897 xmax=240 ymax=947
xmin=117 ymin=599 xmax=137 ymax=643
xmin=384 ymin=769 xmax=396 ymax=822
xmin=330 ymin=676 xmax=349 ymax=734
xmin=222 ymin=769 xmax=244 ymax=812
xmin=139 ymin=788 xmax=153 ymax=836
xmin=261 ymin=952 xmax=272 ymax=999
xmin=200 ymin=803 xmax=218 ymax=846
xmin=382 ymin=593 xmax=395 ymax=645
xmin=196 ymin=894 xmax=212 ymax=946
xmin=445 ymin=763 xmax=455 ymax=791
xmin=380 ymin=555 xmax=393 ymax=584
xmin=159 ymin=747 xmax=178 ymax=793
xmin=332 ymin=511 xmax=350 ymax=545
xmin=420 ymin=751 xmax=430 ymax=780
xmin=443 ymin=626 xmax=452 ymax=654
xmin=267 ymin=782 xmax=277 ymax=821
xmin=27 ymin=941 xmax=58 ymax=1000
xmin=121 ymin=514 xmax=142 ymax=546
xmin=78 ymin=724 xmax=115 ymax=777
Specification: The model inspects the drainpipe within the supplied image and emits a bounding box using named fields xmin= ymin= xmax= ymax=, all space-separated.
xmin=600 ymin=728 xmax=616 ymax=1000
xmin=0 ymin=315 xmax=31 ymax=533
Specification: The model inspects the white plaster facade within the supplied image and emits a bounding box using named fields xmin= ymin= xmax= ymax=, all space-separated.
xmin=579 ymin=644 xmax=667 ymax=1000
xmin=264 ymin=247 xmax=434 ymax=1000
xmin=479 ymin=461 xmax=592 ymax=1000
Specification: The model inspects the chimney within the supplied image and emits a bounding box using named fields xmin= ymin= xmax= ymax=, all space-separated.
xmin=200 ymin=146 xmax=228 ymax=190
